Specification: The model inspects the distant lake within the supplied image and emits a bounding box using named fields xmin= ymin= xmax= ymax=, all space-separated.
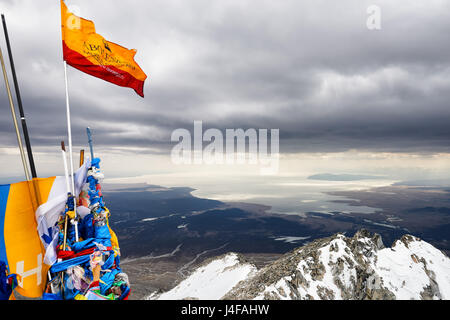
xmin=111 ymin=173 xmax=398 ymax=217
xmin=190 ymin=176 xmax=397 ymax=216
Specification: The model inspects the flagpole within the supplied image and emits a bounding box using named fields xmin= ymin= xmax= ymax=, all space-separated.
xmin=60 ymin=141 xmax=70 ymax=251
xmin=63 ymin=60 xmax=78 ymax=241
xmin=0 ymin=46 xmax=30 ymax=181
xmin=1 ymin=14 xmax=37 ymax=178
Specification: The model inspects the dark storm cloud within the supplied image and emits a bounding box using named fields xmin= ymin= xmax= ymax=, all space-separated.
xmin=0 ymin=0 xmax=450 ymax=156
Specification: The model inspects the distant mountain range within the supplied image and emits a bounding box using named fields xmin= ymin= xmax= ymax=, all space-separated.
xmin=148 ymin=230 xmax=450 ymax=300
xmin=307 ymin=173 xmax=385 ymax=181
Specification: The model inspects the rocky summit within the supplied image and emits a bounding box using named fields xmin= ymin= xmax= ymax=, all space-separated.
xmin=148 ymin=230 xmax=450 ymax=300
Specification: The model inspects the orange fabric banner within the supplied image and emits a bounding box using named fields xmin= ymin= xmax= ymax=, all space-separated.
xmin=0 ymin=178 xmax=55 ymax=298
xmin=61 ymin=0 xmax=147 ymax=97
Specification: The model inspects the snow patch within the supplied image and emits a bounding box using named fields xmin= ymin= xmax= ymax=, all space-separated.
xmin=149 ymin=253 xmax=257 ymax=300
xmin=374 ymin=239 xmax=450 ymax=299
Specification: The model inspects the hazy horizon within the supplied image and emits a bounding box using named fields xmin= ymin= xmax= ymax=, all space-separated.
xmin=1 ymin=0 xmax=450 ymax=189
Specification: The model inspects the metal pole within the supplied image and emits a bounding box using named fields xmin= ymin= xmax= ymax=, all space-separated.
xmin=61 ymin=142 xmax=70 ymax=252
xmin=63 ymin=61 xmax=78 ymax=241
xmin=1 ymin=14 xmax=37 ymax=178
xmin=0 ymin=46 xmax=30 ymax=181
xmin=61 ymin=142 xmax=71 ymax=197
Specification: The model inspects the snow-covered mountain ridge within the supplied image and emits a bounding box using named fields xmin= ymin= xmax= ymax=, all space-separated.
xmin=147 ymin=230 xmax=450 ymax=300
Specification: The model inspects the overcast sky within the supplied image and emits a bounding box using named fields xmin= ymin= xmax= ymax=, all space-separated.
xmin=1 ymin=0 xmax=450 ymax=181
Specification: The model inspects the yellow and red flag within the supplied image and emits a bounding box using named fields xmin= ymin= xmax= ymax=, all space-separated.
xmin=60 ymin=0 xmax=147 ymax=97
